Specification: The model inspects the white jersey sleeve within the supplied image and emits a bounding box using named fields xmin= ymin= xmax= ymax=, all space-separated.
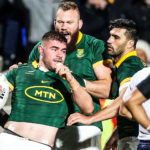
xmin=0 ymin=73 xmax=9 ymax=109
xmin=123 ymin=67 xmax=150 ymax=140
xmin=123 ymin=67 xmax=150 ymax=102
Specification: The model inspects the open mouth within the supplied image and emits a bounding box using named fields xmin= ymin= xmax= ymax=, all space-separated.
xmin=61 ymin=32 xmax=70 ymax=37
xmin=108 ymin=47 xmax=112 ymax=50
xmin=107 ymin=44 xmax=113 ymax=50
xmin=54 ymin=60 xmax=62 ymax=63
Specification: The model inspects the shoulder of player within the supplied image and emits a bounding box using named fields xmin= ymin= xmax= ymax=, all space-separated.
xmin=116 ymin=56 xmax=145 ymax=80
xmin=83 ymin=33 xmax=105 ymax=46
xmin=122 ymin=55 xmax=145 ymax=68
xmin=16 ymin=63 xmax=34 ymax=72
xmin=132 ymin=67 xmax=150 ymax=81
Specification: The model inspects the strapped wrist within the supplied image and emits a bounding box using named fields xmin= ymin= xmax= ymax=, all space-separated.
xmin=69 ymin=77 xmax=80 ymax=90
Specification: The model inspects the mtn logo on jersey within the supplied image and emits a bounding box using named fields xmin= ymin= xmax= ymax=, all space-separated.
xmin=25 ymin=86 xmax=64 ymax=103
xmin=76 ymin=49 xmax=85 ymax=58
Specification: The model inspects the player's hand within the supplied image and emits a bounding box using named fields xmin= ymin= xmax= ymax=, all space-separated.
xmin=55 ymin=63 xmax=73 ymax=82
xmin=9 ymin=62 xmax=22 ymax=71
xmin=67 ymin=112 xmax=92 ymax=126
xmin=103 ymin=130 xmax=118 ymax=150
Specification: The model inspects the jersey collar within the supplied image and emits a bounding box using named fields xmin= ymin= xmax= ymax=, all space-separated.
xmin=76 ymin=31 xmax=83 ymax=45
xmin=115 ymin=51 xmax=137 ymax=68
xmin=32 ymin=60 xmax=48 ymax=72
xmin=32 ymin=60 xmax=38 ymax=68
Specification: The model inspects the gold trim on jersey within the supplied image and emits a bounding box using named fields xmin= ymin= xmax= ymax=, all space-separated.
xmin=32 ymin=60 xmax=38 ymax=68
xmin=9 ymin=82 xmax=14 ymax=91
xmin=93 ymin=59 xmax=112 ymax=68
xmin=76 ymin=32 xmax=83 ymax=45
xmin=120 ymin=77 xmax=131 ymax=86
xmin=93 ymin=60 xmax=103 ymax=68
xmin=103 ymin=59 xmax=113 ymax=65
xmin=115 ymin=51 xmax=137 ymax=68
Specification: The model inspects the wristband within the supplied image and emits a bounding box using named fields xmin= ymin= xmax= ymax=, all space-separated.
xmin=70 ymin=77 xmax=75 ymax=83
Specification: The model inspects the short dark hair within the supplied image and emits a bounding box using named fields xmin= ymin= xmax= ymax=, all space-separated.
xmin=58 ymin=1 xmax=80 ymax=18
xmin=42 ymin=30 xmax=67 ymax=44
xmin=109 ymin=19 xmax=139 ymax=48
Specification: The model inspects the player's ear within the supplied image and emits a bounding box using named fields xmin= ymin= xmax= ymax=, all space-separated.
xmin=127 ymin=40 xmax=134 ymax=49
xmin=38 ymin=45 xmax=44 ymax=57
xmin=54 ymin=18 xmax=56 ymax=28
xmin=79 ymin=19 xmax=83 ymax=30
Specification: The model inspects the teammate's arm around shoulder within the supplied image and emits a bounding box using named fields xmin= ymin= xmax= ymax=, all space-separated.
xmin=85 ymin=39 xmax=112 ymax=98
xmin=85 ymin=64 xmax=112 ymax=98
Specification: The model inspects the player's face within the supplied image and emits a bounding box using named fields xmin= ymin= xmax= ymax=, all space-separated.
xmin=54 ymin=9 xmax=82 ymax=45
xmin=107 ymin=28 xmax=128 ymax=57
xmin=41 ymin=40 xmax=67 ymax=70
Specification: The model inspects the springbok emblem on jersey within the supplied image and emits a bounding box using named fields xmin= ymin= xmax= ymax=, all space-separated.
xmin=76 ymin=49 xmax=85 ymax=58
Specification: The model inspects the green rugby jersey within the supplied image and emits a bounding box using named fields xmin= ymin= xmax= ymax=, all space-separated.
xmin=6 ymin=61 xmax=85 ymax=128
xmin=110 ymin=51 xmax=146 ymax=139
xmin=28 ymin=32 xmax=112 ymax=129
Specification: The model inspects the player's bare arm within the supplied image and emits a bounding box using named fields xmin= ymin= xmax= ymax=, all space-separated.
xmin=56 ymin=63 xmax=94 ymax=114
xmin=119 ymin=101 xmax=133 ymax=120
xmin=85 ymin=64 xmax=112 ymax=98
xmin=67 ymin=87 xmax=127 ymax=126
xmin=124 ymin=88 xmax=150 ymax=131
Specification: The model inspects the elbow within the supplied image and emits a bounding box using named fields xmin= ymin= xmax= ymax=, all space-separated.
xmin=119 ymin=107 xmax=125 ymax=117
xmin=119 ymin=109 xmax=130 ymax=119
xmin=102 ymin=86 xmax=111 ymax=98
xmin=119 ymin=102 xmax=127 ymax=117
xmin=103 ymin=81 xmax=112 ymax=99
xmin=119 ymin=103 xmax=133 ymax=120
xmin=83 ymin=105 xmax=94 ymax=115
xmin=103 ymin=91 xmax=110 ymax=99
xmin=98 ymin=84 xmax=110 ymax=98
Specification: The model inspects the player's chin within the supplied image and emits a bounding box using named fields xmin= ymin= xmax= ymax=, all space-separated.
xmin=47 ymin=63 xmax=56 ymax=71
xmin=51 ymin=65 xmax=56 ymax=71
xmin=108 ymin=48 xmax=114 ymax=55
